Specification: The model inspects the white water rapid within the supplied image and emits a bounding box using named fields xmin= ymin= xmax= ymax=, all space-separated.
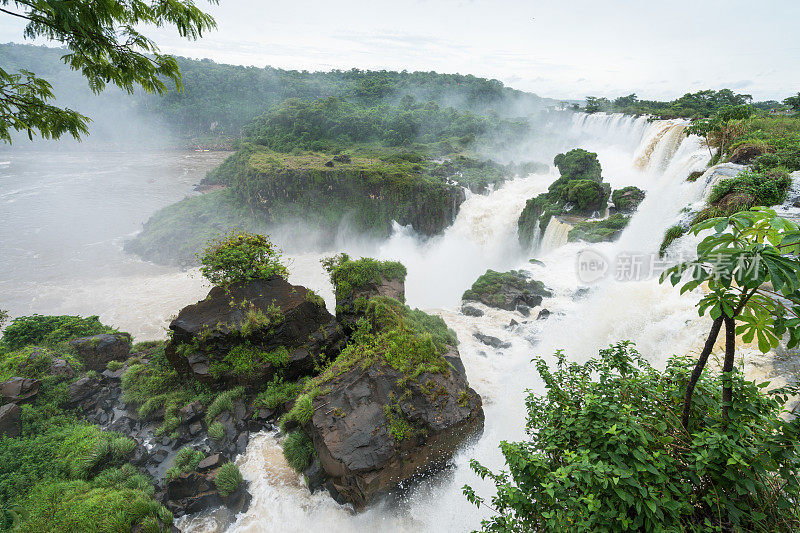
xmin=176 ymin=114 xmax=716 ymax=533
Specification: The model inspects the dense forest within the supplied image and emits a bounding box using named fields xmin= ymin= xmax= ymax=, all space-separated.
xmin=0 ymin=43 xmax=555 ymax=142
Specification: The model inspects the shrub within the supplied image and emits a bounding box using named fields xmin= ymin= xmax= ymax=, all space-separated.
xmin=553 ymin=148 xmax=602 ymax=183
xmin=611 ymin=185 xmax=645 ymax=211
xmin=208 ymin=421 xmax=225 ymax=441
xmin=208 ymin=344 xmax=288 ymax=378
xmin=567 ymin=214 xmax=630 ymax=243
xmin=165 ymin=448 xmax=205 ymax=480
xmin=465 ymin=342 xmax=800 ymax=532
xmin=322 ymin=253 xmax=407 ymax=301
xmin=253 ymin=378 xmax=304 ymax=410
xmin=106 ymin=360 xmax=124 ymax=371
xmin=0 ymin=346 xmax=81 ymax=381
xmin=214 ymin=463 xmax=243 ymax=497
xmin=282 ymin=431 xmax=315 ymax=473
xmin=564 ymin=179 xmax=607 ymax=213
xmin=280 ymin=394 xmax=314 ymax=430
xmin=110 ymin=437 xmax=136 ymax=459
xmin=199 ymin=229 xmax=288 ymax=286
xmin=1 ymin=314 xmax=117 ymax=350
xmin=707 ymin=169 xmax=791 ymax=207
xmin=205 ymin=387 xmax=245 ymax=426
xmin=659 ymin=224 xmax=686 ymax=257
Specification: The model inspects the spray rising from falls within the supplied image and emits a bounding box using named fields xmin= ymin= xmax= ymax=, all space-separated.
xmin=179 ymin=116 xmax=712 ymax=533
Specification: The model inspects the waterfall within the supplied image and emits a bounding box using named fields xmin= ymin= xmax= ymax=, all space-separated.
xmin=538 ymin=217 xmax=573 ymax=253
xmin=177 ymin=115 xmax=713 ymax=533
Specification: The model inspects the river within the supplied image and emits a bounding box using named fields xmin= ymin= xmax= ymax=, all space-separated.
xmin=0 ymin=115 xmax=718 ymax=532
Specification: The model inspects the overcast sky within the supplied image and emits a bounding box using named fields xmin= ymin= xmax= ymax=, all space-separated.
xmin=1 ymin=0 xmax=798 ymax=101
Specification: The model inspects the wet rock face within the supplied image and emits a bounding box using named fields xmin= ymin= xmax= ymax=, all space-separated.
xmin=69 ymin=333 xmax=132 ymax=372
xmin=165 ymin=276 xmax=345 ymax=387
xmin=305 ymin=352 xmax=484 ymax=509
xmin=729 ymin=143 xmax=772 ymax=165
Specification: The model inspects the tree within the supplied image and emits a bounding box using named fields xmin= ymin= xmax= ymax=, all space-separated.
xmin=784 ymin=92 xmax=800 ymax=115
xmin=686 ymin=104 xmax=754 ymax=160
xmin=661 ymin=207 xmax=800 ymax=428
xmin=199 ymin=230 xmax=288 ymax=286
xmin=584 ymin=96 xmax=609 ymax=114
xmin=0 ymin=0 xmax=218 ymax=143
xmin=464 ymin=342 xmax=800 ymax=531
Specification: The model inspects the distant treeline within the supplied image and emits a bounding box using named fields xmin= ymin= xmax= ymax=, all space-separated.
xmin=582 ymin=90 xmax=792 ymax=119
xmin=241 ymin=96 xmax=530 ymax=153
xmin=0 ymin=43 xmax=554 ymax=139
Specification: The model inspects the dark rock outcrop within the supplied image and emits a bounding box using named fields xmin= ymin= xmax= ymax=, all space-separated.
xmin=0 ymin=403 xmax=21 ymax=437
xmin=462 ymin=270 xmax=552 ymax=312
xmin=165 ymin=276 xmax=345 ymax=387
xmin=69 ymin=333 xmax=132 ymax=371
xmin=461 ymin=305 xmax=484 ymax=317
xmin=164 ymin=470 xmax=250 ymax=518
xmin=0 ymin=377 xmax=40 ymax=403
xmin=729 ymin=143 xmax=772 ymax=165
xmin=473 ymin=332 xmax=511 ymax=349
xmin=304 ymin=354 xmax=483 ymax=509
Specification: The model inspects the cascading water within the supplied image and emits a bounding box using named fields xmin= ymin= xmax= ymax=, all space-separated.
xmin=177 ymin=115 xmax=715 ymax=533
xmin=537 ymin=217 xmax=573 ymax=253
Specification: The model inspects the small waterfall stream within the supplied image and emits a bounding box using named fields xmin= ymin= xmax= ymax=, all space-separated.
xmin=178 ymin=114 xmax=714 ymax=532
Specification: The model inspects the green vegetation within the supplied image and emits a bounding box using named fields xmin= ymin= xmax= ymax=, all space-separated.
xmin=462 ymin=270 xmax=550 ymax=307
xmin=661 ymin=208 xmax=800 ymax=428
xmin=205 ymin=387 xmax=246 ymax=426
xmin=518 ymin=149 xmax=611 ymax=246
xmin=208 ymin=344 xmax=289 ymax=379
xmin=583 ymin=89 xmax=755 ymax=119
xmin=694 ymin=169 xmax=791 ymax=223
xmin=0 ymin=319 xmax=171 ymax=532
xmin=465 ymin=342 xmax=800 ymax=531
xmin=611 ymin=186 xmax=646 ymax=212
xmin=659 ymin=225 xmax=686 ymax=257
xmin=121 ymin=344 xmax=211 ymax=435
xmin=241 ymin=96 xmax=527 ymax=153
xmin=165 ymin=448 xmax=205 ymax=481
xmin=124 ymin=189 xmax=274 ymax=267
xmin=199 ymin=229 xmax=288 ymax=286
xmin=567 ymin=214 xmax=630 ymax=243
xmin=0 ymin=2 xmax=215 ymax=144
xmin=214 ymin=463 xmax=243 ymax=497
xmin=282 ymin=431 xmax=315 ymax=473
xmin=207 ymin=421 xmax=225 ymax=441
xmin=322 ymin=253 xmax=407 ymax=301
xmin=309 ymin=297 xmax=456 ymax=389
xmin=281 ymin=394 xmax=314 ymax=428
xmin=383 ymin=402 xmax=419 ymax=442
xmin=0 ymin=314 xmax=117 ymax=351
xmin=252 ymin=378 xmax=304 ymax=410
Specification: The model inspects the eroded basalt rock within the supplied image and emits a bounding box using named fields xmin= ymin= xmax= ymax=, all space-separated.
xmin=0 ymin=403 xmax=21 ymax=437
xmin=305 ymin=354 xmax=483 ymax=509
xmin=69 ymin=333 xmax=132 ymax=371
xmin=164 ymin=469 xmax=250 ymax=518
xmin=0 ymin=377 xmax=40 ymax=403
xmin=166 ymin=276 xmax=345 ymax=387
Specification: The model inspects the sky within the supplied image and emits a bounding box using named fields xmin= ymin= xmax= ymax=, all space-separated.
xmin=1 ymin=0 xmax=798 ymax=101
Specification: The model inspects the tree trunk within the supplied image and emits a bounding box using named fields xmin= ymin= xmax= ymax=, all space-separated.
xmin=722 ymin=316 xmax=736 ymax=422
xmin=682 ymin=316 xmax=724 ymax=430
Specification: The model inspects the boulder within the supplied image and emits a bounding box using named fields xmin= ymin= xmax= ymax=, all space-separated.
xmin=473 ymin=332 xmax=511 ymax=349
xmin=68 ymin=376 xmax=102 ymax=405
xmin=462 ymin=270 xmax=552 ymax=311
xmin=0 ymin=403 xmax=21 ymax=437
xmin=611 ymin=186 xmax=646 ymax=213
xmin=336 ymin=275 xmax=405 ymax=333
xmin=0 ymin=377 xmax=40 ymax=403
xmin=164 ymin=470 xmax=250 ymax=518
xmin=304 ymin=349 xmax=483 ymax=509
xmin=537 ymin=308 xmax=551 ymax=320
xmin=69 ymin=333 xmax=131 ymax=372
xmin=165 ymin=276 xmax=345 ymax=387
xmin=461 ymin=305 xmax=484 ymax=317
xmin=729 ymin=143 xmax=772 ymax=165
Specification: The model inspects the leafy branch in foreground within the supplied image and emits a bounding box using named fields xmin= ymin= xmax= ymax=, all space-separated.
xmin=465 ymin=342 xmax=800 ymax=532
xmin=660 ymin=207 xmax=800 ymax=428
xmin=0 ymin=0 xmax=218 ymax=142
